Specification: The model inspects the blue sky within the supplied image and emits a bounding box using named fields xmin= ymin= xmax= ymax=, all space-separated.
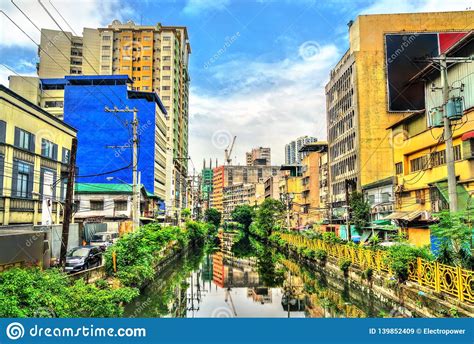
xmin=0 ymin=0 xmax=472 ymax=166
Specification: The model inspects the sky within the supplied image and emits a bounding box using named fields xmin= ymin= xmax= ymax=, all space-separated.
xmin=0 ymin=0 xmax=472 ymax=168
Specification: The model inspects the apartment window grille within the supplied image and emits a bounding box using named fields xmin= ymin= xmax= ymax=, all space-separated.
xmin=395 ymin=162 xmax=403 ymax=175
xmin=16 ymin=162 xmax=30 ymax=198
xmin=90 ymin=200 xmax=104 ymax=211
xmin=114 ymin=201 xmax=127 ymax=211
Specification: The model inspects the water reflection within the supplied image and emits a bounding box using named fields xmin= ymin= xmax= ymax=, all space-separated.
xmin=125 ymin=232 xmax=399 ymax=318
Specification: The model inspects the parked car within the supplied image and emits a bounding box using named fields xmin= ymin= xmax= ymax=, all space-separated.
xmin=90 ymin=231 xmax=119 ymax=251
xmin=65 ymin=246 xmax=102 ymax=273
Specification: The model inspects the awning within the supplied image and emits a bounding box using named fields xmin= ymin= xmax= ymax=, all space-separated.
xmin=373 ymin=219 xmax=391 ymax=226
xmin=383 ymin=211 xmax=423 ymax=221
xmin=434 ymin=181 xmax=470 ymax=210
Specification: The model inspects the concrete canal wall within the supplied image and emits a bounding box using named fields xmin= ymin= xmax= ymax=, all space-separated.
xmin=285 ymin=250 xmax=474 ymax=318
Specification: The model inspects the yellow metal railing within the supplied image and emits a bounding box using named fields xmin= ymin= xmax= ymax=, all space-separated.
xmin=279 ymin=232 xmax=474 ymax=304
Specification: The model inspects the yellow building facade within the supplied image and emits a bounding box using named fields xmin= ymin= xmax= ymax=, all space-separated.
xmin=0 ymin=85 xmax=77 ymax=225
xmin=326 ymin=11 xmax=474 ymax=219
xmin=388 ymin=33 xmax=474 ymax=247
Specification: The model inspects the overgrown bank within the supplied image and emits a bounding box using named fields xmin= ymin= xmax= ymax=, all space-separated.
xmin=0 ymin=221 xmax=216 ymax=318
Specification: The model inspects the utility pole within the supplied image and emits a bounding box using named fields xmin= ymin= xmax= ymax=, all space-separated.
xmin=428 ymin=54 xmax=473 ymax=212
xmin=441 ymin=54 xmax=458 ymax=212
xmin=345 ymin=179 xmax=351 ymax=242
xmin=59 ymin=137 xmax=77 ymax=267
xmin=105 ymin=106 xmax=140 ymax=231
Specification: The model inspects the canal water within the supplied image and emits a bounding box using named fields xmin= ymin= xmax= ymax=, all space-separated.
xmin=125 ymin=232 xmax=404 ymax=318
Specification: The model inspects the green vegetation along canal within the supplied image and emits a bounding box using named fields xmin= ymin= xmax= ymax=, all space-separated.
xmin=125 ymin=232 xmax=409 ymax=318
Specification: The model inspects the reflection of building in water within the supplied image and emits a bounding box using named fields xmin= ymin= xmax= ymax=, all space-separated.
xmin=282 ymin=274 xmax=306 ymax=312
xmin=212 ymin=251 xmax=225 ymax=288
xmin=201 ymin=255 xmax=213 ymax=282
xmin=247 ymin=287 xmax=273 ymax=304
xmin=281 ymin=259 xmax=366 ymax=318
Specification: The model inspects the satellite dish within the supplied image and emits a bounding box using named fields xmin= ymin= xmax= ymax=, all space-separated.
xmin=112 ymin=19 xmax=121 ymax=25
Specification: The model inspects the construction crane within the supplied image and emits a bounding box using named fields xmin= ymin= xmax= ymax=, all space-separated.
xmin=224 ymin=135 xmax=237 ymax=165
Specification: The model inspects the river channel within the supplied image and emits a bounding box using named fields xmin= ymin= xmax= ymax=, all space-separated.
xmin=125 ymin=232 xmax=408 ymax=318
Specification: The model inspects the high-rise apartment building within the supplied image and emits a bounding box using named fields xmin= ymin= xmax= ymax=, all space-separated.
xmin=212 ymin=165 xmax=280 ymax=215
xmin=35 ymin=20 xmax=191 ymax=214
xmin=38 ymin=28 xmax=100 ymax=78
xmin=246 ymin=147 xmax=271 ymax=166
xmin=285 ymin=136 xmax=317 ymax=165
xmin=325 ymin=11 xmax=472 ymax=220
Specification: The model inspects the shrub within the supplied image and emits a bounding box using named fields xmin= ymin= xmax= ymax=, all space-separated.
xmin=314 ymin=249 xmax=328 ymax=262
xmin=0 ymin=268 xmax=138 ymax=317
xmin=338 ymin=258 xmax=352 ymax=273
xmin=362 ymin=267 xmax=374 ymax=281
xmin=384 ymin=243 xmax=433 ymax=282
xmin=322 ymin=232 xmax=342 ymax=244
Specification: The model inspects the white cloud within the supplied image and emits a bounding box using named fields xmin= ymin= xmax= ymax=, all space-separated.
xmin=360 ymin=0 xmax=472 ymax=14
xmin=0 ymin=0 xmax=135 ymax=48
xmin=183 ymin=0 xmax=231 ymax=15
xmin=189 ymin=43 xmax=339 ymax=166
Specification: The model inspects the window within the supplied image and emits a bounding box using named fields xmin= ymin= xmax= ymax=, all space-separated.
xmin=90 ymin=200 xmax=104 ymax=211
xmin=454 ymin=145 xmax=461 ymax=161
xmin=41 ymin=139 xmax=56 ymax=159
xmin=102 ymin=36 xmax=111 ymax=41
xmin=162 ymin=75 xmax=170 ymax=80
xmin=102 ymin=45 xmax=110 ymax=50
xmin=0 ymin=120 xmax=5 ymax=143
xmin=395 ymin=162 xmax=403 ymax=175
xmin=163 ymin=66 xmax=171 ymax=70
xmin=163 ymin=36 xmax=171 ymax=41
xmin=62 ymin=148 xmax=70 ymax=164
xmin=44 ymin=100 xmax=63 ymax=108
xmin=410 ymin=155 xmax=428 ymax=173
xmin=143 ymin=56 xmax=151 ymax=61
xmin=114 ymin=200 xmax=127 ymax=211
xmin=121 ymin=66 xmax=130 ymax=70
xmin=162 ymin=96 xmax=170 ymax=101
xmin=162 ymin=86 xmax=170 ymax=90
xmin=143 ymin=36 xmax=152 ymax=41
xmin=16 ymin=162 xmax=30 ymax=198
xmin=142 ymin=76 xmax=150 ymax=80
xmin=101 ymin=55 xmax=110 ymax=60
xmin=122 ymin=56 xmax=131 ymax=61
xmin=143 ymin=46 xmax=151 ymax=50
xmin=431 ymin=150 xmax=446 ymax=167
xmin=163 ymin=46 xmax=171 ymax=51
xmin=16 ymin=128 xmax=32 ymax=151
xmin=142 ymin=86 xmax=150 ymax=90
xmin=163 ymin=56 xmax=171 ymax=61
xmin=142 ymin=66 xmax=151 ymax=70
xmin=381 ymin=192 xmax=390 ymax=203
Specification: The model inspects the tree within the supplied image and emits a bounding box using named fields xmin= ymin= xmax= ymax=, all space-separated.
xmin=430 ymin=211 xmax=473 ymax=268
xmin=231 ymin=204 xmax=255 ymax=233
xmin=253 ymin=198 xmax=285 ymax=238
xmin=349 ymin=191 xmax=370 ymax=233
xmin=181 ymin=208 xmax=191 ymax=220
xmin=204 ymin=208 xmax=221 ymax=228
